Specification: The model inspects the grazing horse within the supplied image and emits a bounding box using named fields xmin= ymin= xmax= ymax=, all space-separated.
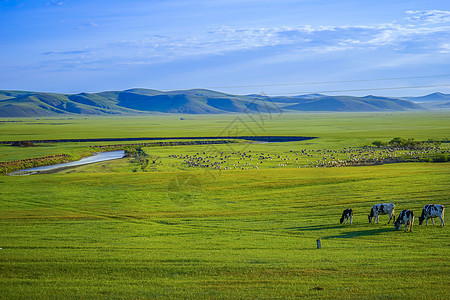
xmin=368 ymin=203 xmax=396 ymax=224
xmin=394 ymin=210 xmax=415 ymax=232
xmin=418 ymin=204 xmax=445 ymax=226
xmin=340 ymin=208 xmax=353 ymax=225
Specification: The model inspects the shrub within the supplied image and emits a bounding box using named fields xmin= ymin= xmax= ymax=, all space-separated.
xmin=372 ymin=140 xmax=387 ymax=147
xmin=432 ymin=154 xmax=448 ymax=162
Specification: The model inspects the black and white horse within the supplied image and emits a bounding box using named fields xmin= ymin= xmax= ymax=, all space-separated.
xmin=418 ymin=204 xmax=445 ymax=226
xmin=340 ymin=208 xmax=353 ymax=225
xmin=368 ymin=203 xmax=396 ymax=224
xmin=394 ymin=210 xmax=415 ymax=232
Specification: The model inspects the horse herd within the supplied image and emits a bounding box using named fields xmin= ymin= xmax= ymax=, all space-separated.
xmin=340 ymin=204 xmax=445 ymax=232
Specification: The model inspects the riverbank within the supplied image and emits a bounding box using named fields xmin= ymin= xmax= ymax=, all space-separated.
xmin=0 ymin=139 xmax=240 ymax=174
xmin=9 ymin=151 xmax=126 ymax=175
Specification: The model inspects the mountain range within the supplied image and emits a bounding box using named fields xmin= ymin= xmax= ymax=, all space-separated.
xmin=0 ymin=89 xmax=449 ymax=117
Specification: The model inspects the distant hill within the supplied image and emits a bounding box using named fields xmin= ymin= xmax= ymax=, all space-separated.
xmin=0 ymin=88 xmax=436 ymax=117
xmin=283 ymin=95 xmax=423 ymax=112
xmin=417 ymin=101 xmax=450 ymax=110
xmin=404 ymin=92 xmax=450 ymax=102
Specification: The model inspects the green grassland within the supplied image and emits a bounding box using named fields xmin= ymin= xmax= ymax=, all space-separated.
xmin=0 ymin=112 xmax=449 ymax=299
xmin=1 ymin=112 xmax=448 ymax=161
xmin=1 ymin=111 xmax=449 ymax=141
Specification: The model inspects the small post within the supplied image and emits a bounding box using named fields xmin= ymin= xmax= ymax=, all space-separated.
xmin=316 ymin=238 xmax=321 ymax=249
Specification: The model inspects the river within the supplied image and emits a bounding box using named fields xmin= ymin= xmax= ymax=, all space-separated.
xmin=9 ymin=150 xmax=125 ymax=175
xmin=7 ymin=136 xmax=317 ymax=175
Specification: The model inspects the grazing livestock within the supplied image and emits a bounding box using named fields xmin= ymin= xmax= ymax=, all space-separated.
xmin=394 ymin=210 xmax=415 ymax=232
xmin=418 ymin=204 xmax=445 ymax=226
xmin=368 ymin=203 xmax=396 ymax=224
xmin=340 ymin=208 xmax=353 ymax=225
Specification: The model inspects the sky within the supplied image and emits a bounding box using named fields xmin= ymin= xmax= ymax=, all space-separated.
xmin=1 ymin=0 xmax=450 ymax=96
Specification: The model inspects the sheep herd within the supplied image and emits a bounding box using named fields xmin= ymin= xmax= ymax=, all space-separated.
xmin=166 ymin=144 xmax=449 ymax=170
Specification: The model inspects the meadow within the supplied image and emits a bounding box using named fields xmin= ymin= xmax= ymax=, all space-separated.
xmin=0 ymin=112 xmax=449 ymax=299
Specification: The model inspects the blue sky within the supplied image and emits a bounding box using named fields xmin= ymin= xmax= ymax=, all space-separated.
xmin=1 ymin=0 xmax=450 ymax=96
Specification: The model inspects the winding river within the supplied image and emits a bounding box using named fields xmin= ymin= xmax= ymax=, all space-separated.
xmin=10 ymin=150 xmax=125 ymax=175
xmin=7 ymin=136 xmax=317 ymax=175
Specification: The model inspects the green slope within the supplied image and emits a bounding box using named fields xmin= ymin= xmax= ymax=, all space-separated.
xmin=0 ymin=92 xmax=133 ymax=117
xmin=0 ymin=89 xmax=429 ymax=117
xmin=405 ymin=92 xmax=450 ymax=102
xmin=285 ymin=95 xmax=424 ymax=112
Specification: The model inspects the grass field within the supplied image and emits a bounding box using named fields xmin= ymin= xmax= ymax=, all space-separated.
xmin=1 ymin=112 xmax=449 ymax=141
xmin=1 ymin=112 xmax=449 ymax=161
xmin=0 ymin=112 xmax=449 ymax=298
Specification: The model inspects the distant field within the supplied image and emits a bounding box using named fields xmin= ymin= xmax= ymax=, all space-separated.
xmin=1 ymin=111 xmax=449 ymax=141
xmin=1 ymin=112 xmax=449 ymax=161
xmin=0 ymin=112 xmax=449 ymax=298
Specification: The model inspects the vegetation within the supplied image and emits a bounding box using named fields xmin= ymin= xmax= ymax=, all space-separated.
xmin=0 ymin=153 xmax=72 ymax=174
xmin=369 ymin=137 xmax=449 ymax=163
xmin=0 ymin=112 xmax=449 ymax=298
xmin=373 ymin=137 xmax=447 ymax=148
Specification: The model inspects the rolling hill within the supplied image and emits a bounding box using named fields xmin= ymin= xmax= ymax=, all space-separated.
xmin=404 ymin=92 xmax=450 ymax=102
xmin=0 ymin=88 xmax=436 ymax=117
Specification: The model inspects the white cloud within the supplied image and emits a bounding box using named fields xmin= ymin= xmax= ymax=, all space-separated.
xmin=440 ymin=43 xmax=450 ymax=53
xmin=77 ymin=21 xmax=99 ymax=30
xmin=46 ymin=0 xmax=65 ymax=6
xmin=38 ymin=11 xmax=450 ymax=70
xmin=406 ymin=10 xmax=450 ymax=24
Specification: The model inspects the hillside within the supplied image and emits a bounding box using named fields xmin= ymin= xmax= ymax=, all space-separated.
xmin=283 ymin=95 xmax=422 ymax=112
xmin=0 ymin=88 xmax=434 ymax=117
xmin=404 ymin=92 xmax=450 ymax=102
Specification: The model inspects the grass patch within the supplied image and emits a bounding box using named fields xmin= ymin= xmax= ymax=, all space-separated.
xmin=0 ymin=164 xmax=449 ymax=298
xmin=0 ymin=112 xmax=449 ymax=298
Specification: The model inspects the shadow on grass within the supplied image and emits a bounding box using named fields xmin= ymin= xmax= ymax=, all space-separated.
xmin=287 ymin=224 xmax=394 ymax=239
xmin=287 ymin=225 xmax=344 ymax=231
xmin=324 ymin=228 xmax=392 ymax=239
